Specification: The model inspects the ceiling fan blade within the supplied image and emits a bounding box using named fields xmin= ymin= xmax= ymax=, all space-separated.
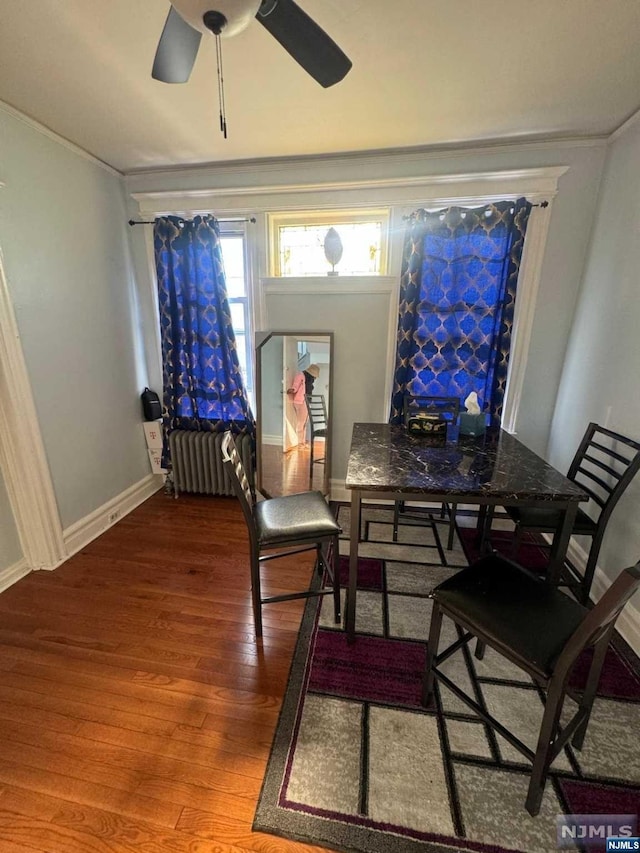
xmin=256 ymin=0 xmax=351 ymax=88
xmin=152 ymin=6 xmax=202 ymax=83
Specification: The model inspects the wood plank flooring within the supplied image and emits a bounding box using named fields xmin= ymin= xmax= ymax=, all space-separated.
xmin=260 ymin=442 xmax=326 ymax=497
xmin=0 ymin=490 xmax=335 ymax=853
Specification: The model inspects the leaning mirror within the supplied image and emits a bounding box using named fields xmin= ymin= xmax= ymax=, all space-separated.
xmin=256 ymin=331 xmax=333 ymax=498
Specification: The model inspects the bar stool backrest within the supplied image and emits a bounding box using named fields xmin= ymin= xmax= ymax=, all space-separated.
xmin=567 ymin=422 xmax=640 ymax=529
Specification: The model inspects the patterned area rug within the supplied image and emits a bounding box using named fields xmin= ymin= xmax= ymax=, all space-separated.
xmin=254 ymin=504 xmax=640 ymax=853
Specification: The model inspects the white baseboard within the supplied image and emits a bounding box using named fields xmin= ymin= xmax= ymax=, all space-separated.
xmin=0 ymin=557 xmax=30 ymax=592
xmin=262 ymin=434 xmax=282 ymax=446
xmin=60 ymin=474 xmax=164 ymax=564
xmin=330 ymin=479 xmax=349 ymax=503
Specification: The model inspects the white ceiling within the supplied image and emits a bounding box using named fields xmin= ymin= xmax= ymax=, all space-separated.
xmin=1 ymin=0 xmax=640 ymax=174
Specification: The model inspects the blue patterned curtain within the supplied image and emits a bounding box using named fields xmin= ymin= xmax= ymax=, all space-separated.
xmin=153 ymin=215 xmax=254 ymax=458
xmin=390 ymin=199 xmax=531 ymax=427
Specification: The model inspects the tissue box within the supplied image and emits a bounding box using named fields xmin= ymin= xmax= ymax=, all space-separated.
xmin=459 ymin=412 xmax=486 ymax=437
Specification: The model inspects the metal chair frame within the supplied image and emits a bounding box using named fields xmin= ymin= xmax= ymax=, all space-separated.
xmin=423 ymin=554 xmax=640 ymax=816
xmin=305 ymin=394 xmax=328 ymax=489
xmin=221 ymin=432 xmax=341 ymax=637
xmin=488 ymin=422 xmax=640 ymax=604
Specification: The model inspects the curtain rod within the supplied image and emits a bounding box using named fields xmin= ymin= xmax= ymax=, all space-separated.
xmin=128 ymin=217 xmax=256 ymax=226
xmin=402 ymin=200 xmax=548 ymax=221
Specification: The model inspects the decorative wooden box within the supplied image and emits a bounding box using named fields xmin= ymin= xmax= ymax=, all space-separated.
xmin=406 ymin=413 xmax=448 ymax=444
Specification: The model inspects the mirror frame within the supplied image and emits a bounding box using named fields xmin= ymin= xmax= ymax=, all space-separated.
xmin=255 ymin=330 xmax=334 ymax=499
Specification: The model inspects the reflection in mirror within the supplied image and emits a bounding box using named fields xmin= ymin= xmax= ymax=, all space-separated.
xmin=256 ymin=332 xmax=333 ymax=498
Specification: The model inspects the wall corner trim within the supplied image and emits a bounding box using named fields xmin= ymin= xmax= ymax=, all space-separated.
xmin=0 ymin=249 xmax=66 ymax=569
xmin=0 ymin=99 xmax=122 ymax=178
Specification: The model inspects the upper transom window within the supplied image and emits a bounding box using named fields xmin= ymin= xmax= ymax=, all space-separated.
xmin=269 ymin=209 xmax=389 ymax=277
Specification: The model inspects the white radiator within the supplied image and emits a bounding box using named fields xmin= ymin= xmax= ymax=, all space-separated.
xmin=169 ymin=430 xmax=253 ymax=496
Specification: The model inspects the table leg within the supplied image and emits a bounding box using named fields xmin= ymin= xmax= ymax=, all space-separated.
xmin=473 ymin=504 xmax=494 ymax=554
xmin=346 ymin=490 xmax=361 ymax=643
xmin=547 ymin=502 xmax=578 ymax=587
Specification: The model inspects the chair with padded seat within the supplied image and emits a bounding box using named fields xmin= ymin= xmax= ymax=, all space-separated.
xmin=487 ymin=422 xmax=640 ymax=604
xmin=423 ymin=553 xmax=640 ymax=816
xmin=305 ymin=394 xmax=328 ymax=489
xmin=221 ymin=431 xmax=341 ymax=638
xmin=393 ymin=395 xmax=461 ymax=549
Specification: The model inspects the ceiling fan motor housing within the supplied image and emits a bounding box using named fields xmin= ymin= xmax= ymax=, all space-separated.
xmin=171 ymin=0 xmax=262 ymax=37
xmin=203 ymin=10 xmax=227 ymax=34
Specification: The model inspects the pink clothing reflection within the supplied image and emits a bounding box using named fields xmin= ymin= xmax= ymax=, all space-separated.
xmin=288 ymin=371 xmax=306 ymax=404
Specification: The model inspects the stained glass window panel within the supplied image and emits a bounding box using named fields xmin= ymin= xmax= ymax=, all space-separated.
xmin=278 ymin=221 xmax=382 ymax=276
xmin=270 ymin=211 xmax=389 ymax=276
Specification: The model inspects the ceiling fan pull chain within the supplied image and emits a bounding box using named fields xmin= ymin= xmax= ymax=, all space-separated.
xmin=214 ymin=32 xmax=227 ymax=139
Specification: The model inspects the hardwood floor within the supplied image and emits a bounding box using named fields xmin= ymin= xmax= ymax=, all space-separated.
xmin=260 ymin=441 xmax=326 ymax=497
xmin=0 ymin=490 xmax=335 ymax=853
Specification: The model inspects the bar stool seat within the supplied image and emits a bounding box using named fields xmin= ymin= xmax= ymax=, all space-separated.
xmin=423 ymin=553 xmax=640 ymax=816
xmin=255 ymin=491 xmax=341 ymax=547
xmin=222 ymin=431 xmax=342 ymax=638
xmin=431 ymin=557 xmax=586 ymax=676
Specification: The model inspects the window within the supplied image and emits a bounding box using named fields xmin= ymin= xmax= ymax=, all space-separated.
xmin=219 ymin=227 xmax=254 ymax=407
xmin=269 ymin=209 xmax=389 ymax=276
xmin=390 ymin=200 xmax=532 ymax=427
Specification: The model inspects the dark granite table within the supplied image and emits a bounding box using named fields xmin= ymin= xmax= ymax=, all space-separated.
xmin=344 ymin=423 xmax=588 ymax=641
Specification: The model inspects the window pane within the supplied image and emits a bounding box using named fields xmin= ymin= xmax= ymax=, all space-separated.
xmin=219 ymin=232 xmax=252 ymax=401
xmin=279 ymin=221 xmax=382 ymax=276
xmin=220 ymin=236 xmax=246 ymax=298
xmin=235 ymin=333 xmax=247 ymax=382
xmin=230 ymin=300 xmax=245 ymax=333
xmin=225 ymin=277 xmax=246 ymax=298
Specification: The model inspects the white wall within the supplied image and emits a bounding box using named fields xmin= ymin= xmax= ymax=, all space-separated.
xmin=548 ymin=118 xmax=640 ymax=588
xmin=265 ymin=288 xmax=393 ymax=482
xmin=0 ymin=107 xmax=152 ymax=530
xmin=260 ymin=333 xmax=284 ymax=439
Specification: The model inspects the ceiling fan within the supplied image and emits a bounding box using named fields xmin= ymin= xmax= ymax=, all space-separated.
xmin=152 ymin=0 xmax=352 ymax=89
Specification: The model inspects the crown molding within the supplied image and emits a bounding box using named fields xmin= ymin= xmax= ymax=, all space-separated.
xmin=132 ymin=166 xmax=569 ymax=204
xmin=131 ymin=166 xmax=568 ymax=218
xmin=0 ymin=100 xmax=122 ymax=179
xmin=0 ymin=96 xmax=617 ymax=181
xmin=124 ymin=135 xmax=607 ymax=183
xmin=1 ymin=96 xmax=629 ymax=180
xmin=608 ymin=105 xmax=640 ymax=144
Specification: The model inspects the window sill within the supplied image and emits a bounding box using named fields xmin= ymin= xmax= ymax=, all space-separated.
xmin=262 ymin=276 xmax=397 ymax=294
